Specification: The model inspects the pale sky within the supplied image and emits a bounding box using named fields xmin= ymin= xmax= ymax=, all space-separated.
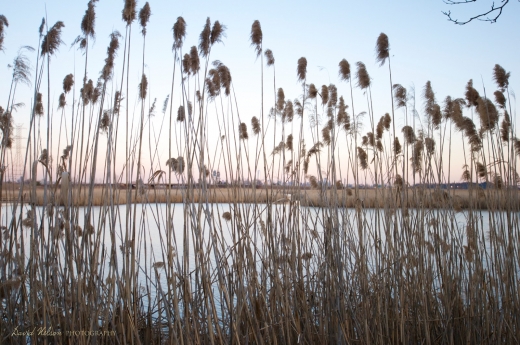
xmin=1 ymin=0 xmax=519 ymax=184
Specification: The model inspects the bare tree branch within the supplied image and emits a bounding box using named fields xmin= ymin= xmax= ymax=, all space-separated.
xmin=442 ymin=0 xmax=513 ymax=24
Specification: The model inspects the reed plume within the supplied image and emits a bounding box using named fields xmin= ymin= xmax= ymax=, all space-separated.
xmin=320 ymin=85 xmax=329 ymax=106
xmin=328 ymin=84 xmax=337 ymax=107
xmin=101 ymin=31 xmax=121 ymax=81
xmin=286 ymin=134 xmax=293 ymax=151
xmin=477 ymin=97 xmax=498 ymax=131
xmin=284 ymin=100 xmax=294 ymax=122
xmin=276 ymin=88 xmax=285 ymax=112
xmin=199 ymin=18 xmax=211 ymax=57
xmin=394 ymin=137 xmax=401 ymax=155
xmin=322 ymin=127 xmax=331 ymax=145
xmin=58 ymin=93 xmax=66 ymax=109
xmin=294 ymin=99 xmax=303 ymax=117
xmin=250 ymin=20 xmax=262 ymax=57
xmin=393 ymin=84 xmax=407 ymax=108
xmin=412 ymin=139 xmax=423 ymax=173
xmin=63 ymin=74 xmax=74 ymax=93
xmin=239 ymin=122 xmax=248 ymax=140
xmin=376 ymin=117 xmax=384 ymax=139
xmin=0 ymin=15 xmax=7 ymax=52
xmin=356 ymin=62 xmax=370 ymax=89
xmin=501 ymin=112 xmax=510 ymax=142
xmin=138 ymin=2 xmax=151 ymax=35
xmin=11 ymin=47 xmax=34 ymax=86
xmin=251 ymin=116 xmax=260 ymax=135
xmin=210 ymin=20 xmax=225 ymax=45
xmin=308 ymin=84 xmax=318 ymax=99
xmin=465 ymin=79 xmax=480 ymax=107
xmin=139 ymin=73 xmax=148 ymax=100
xmin=177 ymin=105 xmax=185 ymax=122
xmin=100 ymin=110 xmax=110 ymax=133
xmin=297 ymin=57 xmax=307 ymax=83
xmin=189 ymin=46 xmax=200 ymax=74
xmin=476 ymin=162 xmax=487 ymax=179
xmin=493 ymin=64 xmax=510 ymax=90
xmin=375 ymin=32 xmax=389 ymax=66
xmin=357 ymin=147 xmax=368 ymax=170
xmin=425 ymin=137 xmax=435 ymax=155
xmin=222 ymin=212 xmax=232 ymax=221
xmin=402 ymin=125 xmax=415 ymax=144
xmin=215 ymin=61 xmax=231 ymax=95
xmin=35 ymin=92 xmax=44 ymax=116
xmin=337 ymin=96 xmax=350 ymax=131
xmin=81 ymin=0 xmax=97 ymax=39
xmin=182 ymin=54 xmax=191 ymax=74
xmin=41 ymin=21 xmax=65 ymax=56
xmin=122 ymin=0 xmax=137 ymax=25
xmin=264 ymin=49 xmax=274 ymax=66
xmin=494 ymin=90 xmax=506 ymax=108
xmin=309 ymin=175 xmax=318 ymax=188
xmin=338 ymin=59 xmax=351 ymax=81
xmin=172 ymin=17 xmax=187 ymax=49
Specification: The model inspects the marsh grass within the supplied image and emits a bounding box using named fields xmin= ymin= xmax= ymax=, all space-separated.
xmin=0 ymin=6 xmax=520 ymax=345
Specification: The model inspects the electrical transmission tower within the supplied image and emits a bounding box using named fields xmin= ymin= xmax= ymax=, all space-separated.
xmin=12 ymin=124 xmax=26 ymax=182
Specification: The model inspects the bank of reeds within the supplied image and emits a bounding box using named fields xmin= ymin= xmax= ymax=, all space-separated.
xmin=0 ymin=3 xmax=520 ymax=344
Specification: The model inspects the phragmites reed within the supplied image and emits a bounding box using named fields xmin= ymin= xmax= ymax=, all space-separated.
xmin=356 ymin=61 xmax=370 ymax=89
xmin=424 ymin=81 xmax=442 ymax=128
xmin=376 ymin=139 xmax=383 ymax=152
xmin=322 ymin=126 xmax=331 ymax=146
xmin=182 ymin=54 xmax=191 ymax=74
xmin=81 ymin=0 xmax=97 ymax=39
xmin=276 ymin=88 xmax=285 ymax=112
xmin=138 ymin=73 xmax=148 ymax=100
xmin=412 ymin=139 xmax=424 ymax=173
xmin=284 ymin=100 xmax=294 ymax=122
xmin=320 ymin=85 xmax=329 ymax=105
xmin=337 ymin=96 xmax=350 ymax=130
xmin=264 ymin=49 xmax=274 ymax=66
xmin=465 ymin=79 xmax=480 ymax=107
xmin=251 ymin=116 xmax=260 ymax=135
xmin=462 ymin=165 xmax=471 ymax=182
xmin=39 ymin=17 xmax=45 ymax=35
xmin=357 ymin=147 xmax=368 ymax=170
xmin=250 ymin=20 xmax=262 ymax=56
xmin=367 ymin=132 xmax=375 ymax=147
xmin=63 ymin=74 xmax=74 ymax=93
xmin=513 ymin=137 xmax=520 ymax=157
xmin=394 ymin=137 xmax=401 ymax=155
xmin=41 ymin=21 xmax=65 ymax=56
xmin=294 ymin=99 xmax=303 ymax=117
xmin=199 ymin=18 xmax=211 ymax=57
xmin=493 ymin=64 xmax=510 ymax=90
xmin=476 ymin=162 xmax=487 ymax=179
xmin=328 ymin=84 xmax=337 ymax=107
xmin=338 ymin=59 xmax=351 ymax=81
xmin=376 ymin=117 xmax=384 ymax=139
xmin=177 ymin=105 xmax=185 ymax=122
xmin=501 ymin=112 xmax=510 ymax=142
xmin=308 ymin=84 xmax=318 ymax=99
xmin=35 ymin=92 xmax=44 ymax=116
xmin=286 ymin=134 xmax=293 ymax=151
xmin=166 ymin=157 xmax=185 ymax=174
xmin=239 ymin=122 xmax=248 ymax=140
xmin=138 ymin=2 xmax=151 ymax=35
xmin=113 ymin=91 xmax=122 ymax=114
xmin=189 ymin=46 xmax=200 ymax=74
xmin=476 ymin=97 xmax=498 ymax=131
xmin=122 ymin=0 xmax=137 ymax=25
xmin=210 ymin=20 xmax=225 ymax=45
xmin=0 ymin=109 xmax=13 ymax=148
xmin=101 ymin=31 xmax=121 ymax=81
xmin=58 ymin=93 xmax=66 ymax=109
xmin=297 ymin=57 xmax=307 ymax=82
xmin=375 ymin=32 xmax=389 ymax=66
xmin=394 ymin=174 xmax=403 ymax=187
xmin=99 ymin=110 xmax=110 ymax=133
xmin=425 ymin=137 xmax=435 ymax=155
xmin=215 ymin=61 xmax=231 ymax=95
xmin=393 ymin=84 xmax=407 ymax=108
xmin=494 ymin=90 xmax=506 ymax=108
xmin=222 ymin=212 xmax=232 ymax=221
xmin=383 ymin=113 xmax=391 ymax=130
xmin=172 ymin=17 xmax=187 ymax=49
xmin=0 ymin=15 xmax=8 ymax=52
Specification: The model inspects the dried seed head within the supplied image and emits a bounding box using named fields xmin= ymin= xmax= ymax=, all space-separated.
xmin=276 ymin=88 xmax=285 ymax=112
xmin=99 ymin=110 xmax=110 ymax=133
xmin=375 ymin=32 xmax=389 ymax=66
xmin=322 ymin=126 xmax=331 ymax=146
xmin=357 ymin=147 xmax=368 ymax=170
xmin=297 ymin=57 xmax=307 ymax=82
xmin=356 ymin=62 xmax=370 ymax=89
xmin=138 ymin=74 xmax=148 ymax=100
xmin=122 ymin=0 xmax=137 ymax=25
xmin=177 ymin=105 xmax=185 ymax=122
xmin=501 ymin=111 xmax=510 ymax=142
xmin=394 ymin=174 xmax=403 ymax=187
xmin=376 ymin=117 xmax=384 ymax=139
xmin=81 ymin=1 xmax=96 ymax=39
xmin=337 ymin=96 xmax=350 ymax=130
xmin=63 ymin=74 xmax=74 ymax=93
xmin=328 ymin=84 xmax=337 ymax=107
xmin=476 ymin=97 xmax=498 ymax=131
xmin=320 ymin=85 xmax=329 ymax=105
xmin=286 ymin=134 xmax=293 ymax=151
xmin=172 ymin=17 xmax=187 ymax=50
xmin=251 ymin=116 xmax=261 ymax=135
xmin=58 ymin=93 xmax=66 ymax=109
xmin=283 ymin=100 xmax=294 ymax=122
xmin=138 ymin=2 xmax=151 ymax=35
xmin=394 ymin=136 xmax=401 ymax=155
xmin=393 ymin=84 xmax=407 ymax=108
xmin=222 ymin=212 xmax=232 ymax=221
xmin=189 ymin=46 xmax=200 ymax=74
xmin=239 ymin=122 xmax=248 ymax=140
xmin=309 ymin=176 xmax=318 ymax=188
xmin=264 ymin=49 xmax=274 ymax=66
xmin=494 ymin=90 xmax=506 ymax=108
xmin=210 ymin=20 xmax=225 ymax=45
xmin=338 ymin=59 xmax=351 ymax=81
xmin=35 ymin=92 xmax=44 ymax=116
xmin=199 ymin=18 xmax=211 ymax=57
xmin=250 ymin=20 xmax=262 ymax=56
xmin=41 ymin=21 xmax=65 ymax=56
xmin=0 ymin=15 xmax=8 ymax=52
xmin=308 ymin=84 xmax=318 ymax=99
xmin=182 ymin=53 xmax=191 ymax=75
xmin=425 ymin=137 xmax=435 ymax=155
xmin=465 ymin=79 xmax=480 ymax=107
xmin=411 ymin=140 xmax=423 ymax=173
xmin=493 ymin=64 xmax=510 ymax=91
xmin=402 ymin=125 xmax=415 ymax=144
